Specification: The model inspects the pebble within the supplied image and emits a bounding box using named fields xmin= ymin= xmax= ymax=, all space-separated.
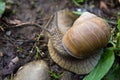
xmin=6 ymin=31 xmax=11 ymax=36
xmin=13 ymin=60 xmax=49 ymax=80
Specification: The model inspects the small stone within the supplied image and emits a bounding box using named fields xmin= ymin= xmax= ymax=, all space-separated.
xmin=13 ymin=60 xmax=49 ymax=80
xmin=16 ymin=41 xmax=23 ymax=45
xmin=0 ymin=52 xmax=3 ymax=57
xmin=40 ymin=52 xmax=46 ymax=58
xmin=6 ymin=31 xmax=11 ymax=36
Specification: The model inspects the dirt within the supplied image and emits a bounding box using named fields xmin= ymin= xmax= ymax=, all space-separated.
xmin=0 ymin=0 xmax=75 ymax=80
xmin=0 ymin=0 xmax=120 ymax=80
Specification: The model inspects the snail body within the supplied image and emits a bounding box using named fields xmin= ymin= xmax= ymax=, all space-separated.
xmin=48 ymin=10 xmax=110 ymax=74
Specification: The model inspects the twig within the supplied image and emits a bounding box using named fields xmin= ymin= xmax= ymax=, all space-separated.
xmin=41 ymin=15 xmax=54 ymax=33
xmin=11 ymin=15 xmax=54 ymax=35
xmin=107 ymin=20 xmax=117 ymax=25
xmin=13 ymin=22 xmax=51 ymax=33
xmin=21 ymin=15 xmax=54 ymax=56
xmin=0 ymin=26 xmax=5 ymax=31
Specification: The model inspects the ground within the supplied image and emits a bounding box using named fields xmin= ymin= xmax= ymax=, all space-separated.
xmin=0 ymin=0 xmax=120 ymax=80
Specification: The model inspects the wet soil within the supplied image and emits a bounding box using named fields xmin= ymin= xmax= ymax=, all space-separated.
xmin=0 ymin=0 xmax=120 ymax=80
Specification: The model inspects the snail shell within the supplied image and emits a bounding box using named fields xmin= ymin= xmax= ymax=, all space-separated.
xmin=63 ymin=12 xmax=110 ymax=59
xmin=48 ymin=9 xmax=110 ymax=74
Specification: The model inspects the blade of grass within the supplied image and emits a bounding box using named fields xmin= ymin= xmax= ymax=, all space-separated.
xmin=72 ymin=11 xmax=83 ymax=15
xmin=72 ymin=0 xmax=81 ymax=6
xmin=116 ymin=32 xmax=120 ymax=48
xmin=117 ymin=19 xmax=120 ymax=32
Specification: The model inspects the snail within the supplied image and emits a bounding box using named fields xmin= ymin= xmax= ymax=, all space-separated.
xmin=13 ymin=9 xmax=110 ymax=74
xmin=48 ymin=9 xmax=110 ymax=74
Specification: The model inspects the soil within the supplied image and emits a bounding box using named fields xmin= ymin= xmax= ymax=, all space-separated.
xmin=0 ymin=0 xmax=120 ymax=80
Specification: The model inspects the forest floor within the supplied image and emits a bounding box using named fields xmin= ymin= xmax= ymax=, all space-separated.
xmin=0 ymin=0 xmax=120 ymax=80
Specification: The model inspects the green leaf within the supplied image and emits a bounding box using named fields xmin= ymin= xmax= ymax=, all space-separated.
xmin=35 ymin=46 xmax=40 ymax=59
xmin=116 ymin=32 xmax=120 ymax=57
xmin=103 ymin=63 xmax=120 ymax=80
xmin=77 ymin=0 xmax=84 ymax=3
xmin=83 ymin=48 xmax=115 ymax=80
xmin=117 ymin=19 xmax=120 ymax=32
xmin=116 ymin=32 xmax=120 ymax=48
xmin=72 ymin=11 xmax=83 ymax=15
xmin=72 ymin=0 xmax=81 ymax=6
xmin=49 ymin=70 xmax=64 ymax=79
xmin=0 ymin=0 xmax=5 ymax=17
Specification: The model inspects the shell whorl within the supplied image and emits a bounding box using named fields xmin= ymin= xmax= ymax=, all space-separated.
xmin=62 ymin=12 xmax=110 ymax=59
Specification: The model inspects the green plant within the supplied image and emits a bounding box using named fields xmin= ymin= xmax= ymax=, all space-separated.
xmin=9 ymin=73 xmax=14 ymax=80
xmin=103 ymin=63 xmax=120 ymax=80
xmin=72 ymin=10 xmax=83 ymax=15
xmin=83 ymin=48 xmax=114 ymax=80
xmin=17 ymin=47 xmax=23 ymax=52
xmin=31 ymin=0 xmax=36 ymax=8
xmin=35 ymin=46 xmax=41 ymax=59
xmin=72 ymin=0 xmax=84 ymax=6
xmin=0 ymin=0 xmax=5 ymax=17
xmin=49 ymin=70 xmax=64 ymax=80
